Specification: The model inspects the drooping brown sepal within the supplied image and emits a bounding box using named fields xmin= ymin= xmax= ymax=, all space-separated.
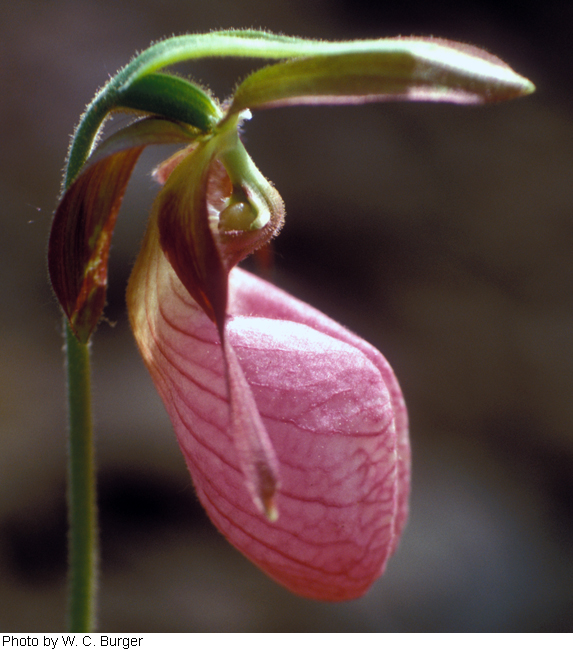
xmin=48 ymin=118 xmax=201 ymax=342
xmin=49 ymin=147 xmax=143 ymax=342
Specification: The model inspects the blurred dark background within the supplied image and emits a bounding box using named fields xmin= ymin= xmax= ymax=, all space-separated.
xmin=1 ymin=0 xmax=572 ymax=632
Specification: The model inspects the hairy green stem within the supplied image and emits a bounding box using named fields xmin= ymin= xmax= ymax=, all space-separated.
xmin=65 ymin=321 xmax=97 ymax=632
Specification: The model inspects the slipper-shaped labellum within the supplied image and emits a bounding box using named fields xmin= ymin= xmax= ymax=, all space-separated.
xmin=126 ymin=146 xmax=409 ymax=600
xmin=49 ymin=32 xmax=534 ymax=601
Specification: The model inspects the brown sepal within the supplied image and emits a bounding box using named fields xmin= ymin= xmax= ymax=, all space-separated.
xmin=49 ymin=148 xmax=143 ymax=342
xmin=48 ymin=118 xmax=201 ymax=342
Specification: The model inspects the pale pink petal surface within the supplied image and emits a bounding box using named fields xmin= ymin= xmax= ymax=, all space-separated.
xmin=128 ymin=229 xmax=409 ymax=600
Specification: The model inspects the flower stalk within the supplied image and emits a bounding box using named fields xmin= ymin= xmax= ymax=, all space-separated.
xmin=64 ymin=322 xmax=97 ymax=632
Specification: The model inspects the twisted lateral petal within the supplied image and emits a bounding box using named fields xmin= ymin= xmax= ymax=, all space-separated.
xmin=156 ymin=139 xmax=228 ymax=324
xmin=127 ymin=228 xmax=408 ymax=599
xmin=153 ymin=140 xmax=285 ymax=517
xmin=129 ymin=204 xmax=281 ymax=519
xmin=49 ymin=118 xmax=201 ymax=341
xmin=157 ymin=131 xmax=284 ymax=326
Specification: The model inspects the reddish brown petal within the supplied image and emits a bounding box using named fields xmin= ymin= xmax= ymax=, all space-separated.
xmin=48 ymin=118 xmax=200 ymax=342
xmin=49 ymin=147 xmax=143 ymax=342
xmin=152 ymin=145 xmax=197 ymax=186
xmin=127 ymin=215 xmax=280 ymax=520
xmin=222 ymin=336 xmax=280 ymax=520
xmin=154 ymin=133 xmax=288 ymax=517
xmin=156 ymin=139 xmax=285 ymax=326
xmin=156 ymin=140 xmax=228 ymax=324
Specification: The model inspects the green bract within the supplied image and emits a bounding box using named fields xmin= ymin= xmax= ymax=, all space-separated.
xmin=117 ymin=72 xmax=221 ymax=130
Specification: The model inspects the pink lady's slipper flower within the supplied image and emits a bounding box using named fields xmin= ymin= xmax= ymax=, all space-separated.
xmin=125 ymin=141 xmax=410 ymax=599
xmin=49 ymin=32 xmax=534 ymax=601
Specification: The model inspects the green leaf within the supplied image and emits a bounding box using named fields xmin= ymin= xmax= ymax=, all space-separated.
xmin=117 ymin=72 xmax=221 ymax=131
xmin=228 ymin=37 xmax=535 ymax=114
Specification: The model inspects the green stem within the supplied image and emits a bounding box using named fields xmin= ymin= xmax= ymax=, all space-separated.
xmin=65 ymin=321 xmax=97 ymax=632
